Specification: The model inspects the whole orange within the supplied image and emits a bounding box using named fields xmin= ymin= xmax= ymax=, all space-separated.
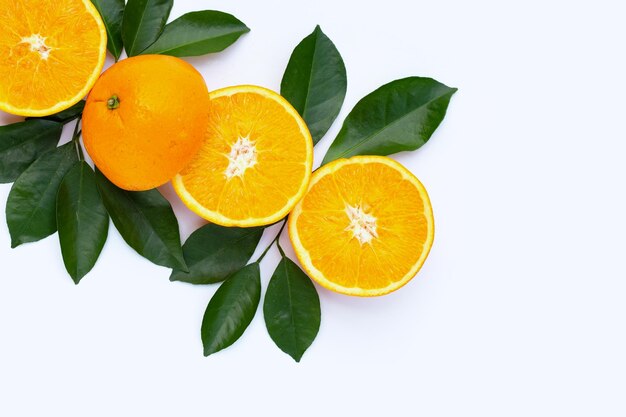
xmin=82 ymin=55 xmax=210 ymax=191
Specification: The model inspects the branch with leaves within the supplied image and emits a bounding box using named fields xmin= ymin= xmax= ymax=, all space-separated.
xmin=0 ymin=0 xmax=456 ymax=362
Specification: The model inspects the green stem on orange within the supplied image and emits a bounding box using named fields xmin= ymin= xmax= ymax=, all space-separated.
xmin=107 ymin=95 xmax=120 ymax=110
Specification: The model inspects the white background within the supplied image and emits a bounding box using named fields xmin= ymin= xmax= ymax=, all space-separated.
xmin=1 ymin=0 xmax=625 ymax=415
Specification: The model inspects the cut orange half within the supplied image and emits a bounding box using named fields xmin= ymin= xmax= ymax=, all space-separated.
xmin=173 ymin=85 xmax=314 ymax=227
xmin=0 ymin=0 xmax=107 ymax=116
xmin=289 ymin=155 xmax=435 ymax=297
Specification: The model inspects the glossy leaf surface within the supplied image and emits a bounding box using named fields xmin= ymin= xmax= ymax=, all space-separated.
xmin=57 ymin=162 xmax=109 ymax=283
xmin=323 ymin=77 xmax=457 ymax=164
xmin=264 ymin=257 xmax=321 ymax=362
xmin=122 ymin=0 xmax=173 ymax=56
xmin=0 ymin=119 xmax=62 ymax=183
xmin=6 ymin=143 xmax=78 ymax=247
xmin=170 ymin=223 xmax=263 ymax=285
xmin=281 ymin=26 xmax=347 ymax=144
xmin=142 ymin=11 xmax=249 ymax=57
xmin=201 ymin=263 xmax=261 ymax=356
xmin=95 ymin=170 xmax=186 ymax=270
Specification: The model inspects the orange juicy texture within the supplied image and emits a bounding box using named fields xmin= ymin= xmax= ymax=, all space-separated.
xmin=0 ymin=0 xmax=106 ymax=116
xmin=175 ymin=86 xmax=312 ymax=225
xmin=82 ymin=55 xmax=210 ymax=191
xmin=290 ymin=157 xmax=434 ymax=296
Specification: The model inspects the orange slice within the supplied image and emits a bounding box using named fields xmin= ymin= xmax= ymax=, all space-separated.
xmin=0 ymin=0 xmax=107 ymax=117
xmin=173 ymin=85 xmax=313 ymax=227
xmin=289 ymin=155 xmax=435 ymax=297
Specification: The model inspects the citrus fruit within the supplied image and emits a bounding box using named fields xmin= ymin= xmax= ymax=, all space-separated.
xmin=0 ymin=0 xmax=106 ymax=117
xmin=82 ymin=55 xmax=210 ymax=191
xmin=173 ymin=85 xmax=313 ymax=227
xmin=289 ymin=155 xmax=434 ymax=297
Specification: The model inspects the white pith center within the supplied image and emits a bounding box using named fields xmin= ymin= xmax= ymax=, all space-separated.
xmin=345 ymin=204 xmax=378 ymax=245
xmin=225 ymin=137 xmax=257 ymax=179
xmin=21 ymin=34 xmax=52 ymax=60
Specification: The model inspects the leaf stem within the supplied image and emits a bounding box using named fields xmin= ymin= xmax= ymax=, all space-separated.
xmin=71 ymin=118 xmax=85 ymax=161
xmin=276 ymin=237 xmax=286 ymax=257
xmin=256 ymin=219 xmax=288 ymax=263
xmin=65 ymin=114 xmax=82 ymax=125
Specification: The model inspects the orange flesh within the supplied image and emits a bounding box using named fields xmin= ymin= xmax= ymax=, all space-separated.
xmin=0 ymin=0 xmax=106 ymax=116
xmin=290 ymin=156 xmax=434 ymax=295
xmin=176 ymin=87 xmax=312 ymax=225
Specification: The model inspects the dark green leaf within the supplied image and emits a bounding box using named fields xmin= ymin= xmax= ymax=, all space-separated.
xmin=322 ymin=77 xmax=457 ymax=164
xmin=94 ymin=169 xmax=186 ymax=270
xmin=0 ymin=119 xmax=62 ymax=183
xmin=201 ymin=263 xmax=261 ymax=357
xmin=281 ymin=25 xmax=347 ymax=144
xmin=170 ymin=223 xmax=264 ymax=285
xmin=264 ymin=257 xmax=320 ymax=362
xmin=29 ymin=101 xmax=85 ymax=123
xmin=91 ymin=0 xmax=125 ymax=60
xmin=57 ymin=162 xmax=109 ymax=284
xmin=122 ymin=0 xmax=173 ymax=56
xmin=6 ymin=143 xmax=78 ymax=247
xmin=142 ymin=11 xmax=250 ymax=57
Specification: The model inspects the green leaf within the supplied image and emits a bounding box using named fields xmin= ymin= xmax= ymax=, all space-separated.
xmin=322 ymin=77 xmax=457 ymax=164
xmin=263 ymin=257 xmax=321 ymax=362
xmin=170 ymin=223 xmax=263 ymax=285
xmin=6 ymin=143 xmax=78 ymax=248
xmin=91 ymin=0 xmax=125 ymax=60
xmin=0 ymin=119 xmax=63 ymax=183
xmin=57 ymin=162 xmax=109 ymax=284
xmin=281 ymin=25 xmax=347 ymax=144
xmin=122 ymin=0 xmax=173 ymax=57
xmin=201 ymin=263 xmax=261 ymax=357
xmin=29 ymin=101 xmax=85 ymax=123
xmin=142 ymin=11 xmax=250 ymax=57
xmin=94 ymin=169 xmax=187 ymax=270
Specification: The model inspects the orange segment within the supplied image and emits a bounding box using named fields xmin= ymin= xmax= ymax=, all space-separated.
xmin=173 ymin=85 xmax=313 ymax=227
xmin=289 ymin=155 xmax=434 ymax=297
xmin=0 ymin=0 xmax=107 ymax=116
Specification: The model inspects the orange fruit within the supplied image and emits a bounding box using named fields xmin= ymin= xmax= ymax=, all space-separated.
xmin=289 ymin=155 xmax=434 ymax=297
xmin=83 ymin=55 xmax=210 ymax=191
xmin=0 ymin=0 xmax=106 ymax=117
xmin=173 ymin=85 xmax=313 ymax=227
